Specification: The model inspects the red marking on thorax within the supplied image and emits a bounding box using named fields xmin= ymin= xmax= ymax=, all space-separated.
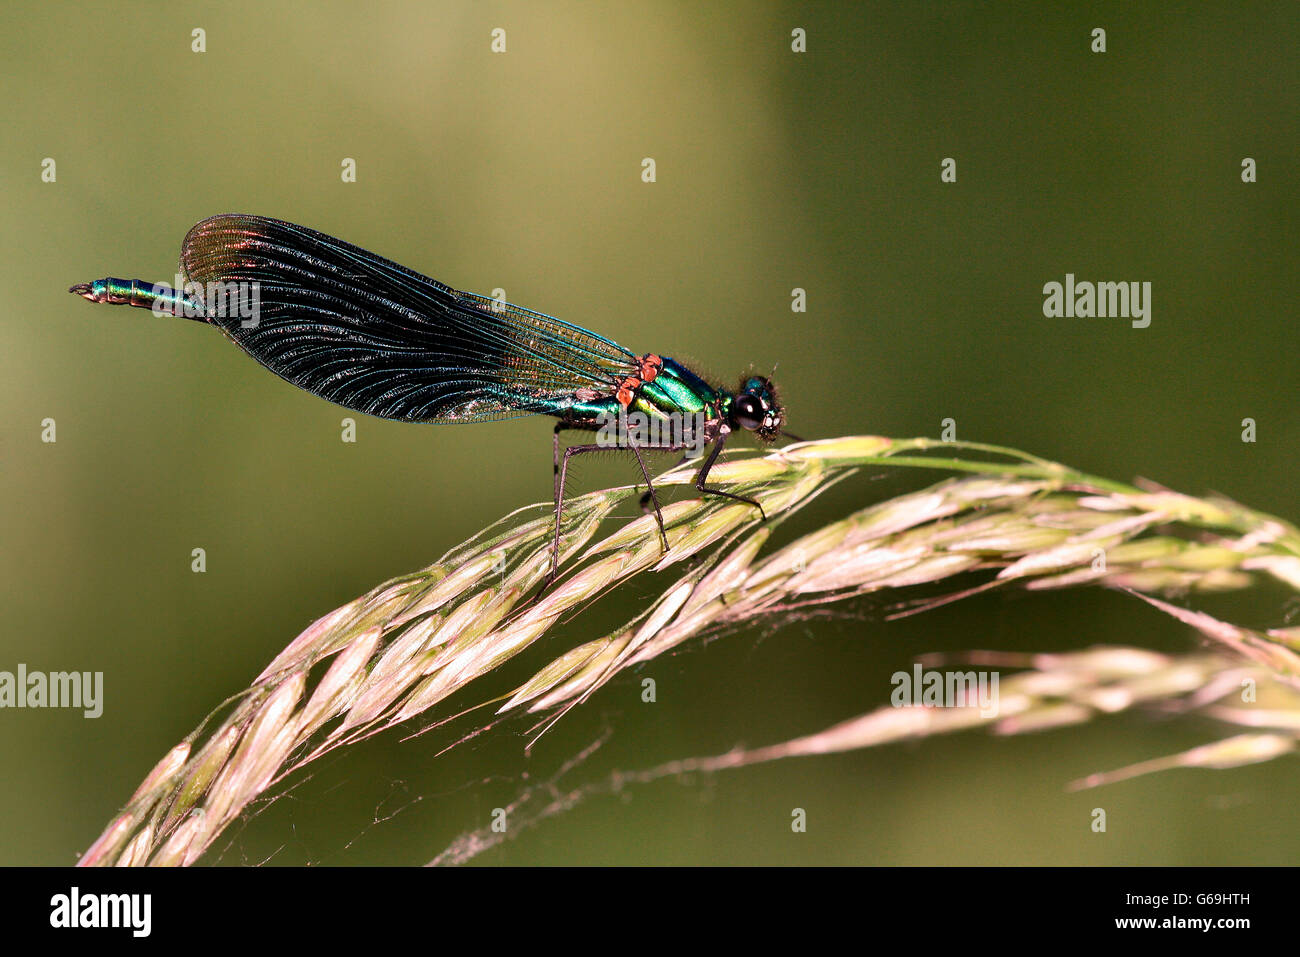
xmin=638 ymin=354 xmax=662 ymax=383
xmin=616 ymin=374 xmax=641 ymax=407
xmin=615 ymin=355 xmax=662 ymax=407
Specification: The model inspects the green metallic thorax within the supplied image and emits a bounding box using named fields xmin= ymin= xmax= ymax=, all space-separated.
xmin=554 ymin=356 xmax=727 ymax=431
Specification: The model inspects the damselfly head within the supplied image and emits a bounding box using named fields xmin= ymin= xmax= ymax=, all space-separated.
xmin=731 ymin=375 xmax=783 ymax=442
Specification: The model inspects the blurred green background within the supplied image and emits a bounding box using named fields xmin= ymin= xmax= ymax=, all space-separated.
xmin=2 ymin=1 xmax=1296 ymax=865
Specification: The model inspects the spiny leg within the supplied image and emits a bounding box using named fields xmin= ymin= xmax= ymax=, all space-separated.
xmin=627 ymin=439 xmax=669 ymax=552
xmin=559 ymin=421 xmax=668 ymax=526
xmin=553 ymin=421 xmax=577 ymax=504
xmin=632 ymin=436 xmax=770 ymax=520
xmin=638 ymin=448 xmax=696 ymax=514
xmin=694 ymin=432 xmax=767 ymax=520
xmin=545 ymin=437 xmax=686 ymax=592
xmin=548 ymin=441 xmax=607 ymax=590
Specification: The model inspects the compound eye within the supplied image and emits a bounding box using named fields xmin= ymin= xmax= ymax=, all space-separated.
xmin=734 ymin=395 xmax=764 ymax=430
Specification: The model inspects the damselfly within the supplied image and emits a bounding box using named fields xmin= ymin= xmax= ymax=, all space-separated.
xmin=70 ymin=214 xmax=788 ymax=586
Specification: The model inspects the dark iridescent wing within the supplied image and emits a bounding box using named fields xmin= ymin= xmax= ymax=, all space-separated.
xmin=179 ymin=214 xmax=637 ymax=423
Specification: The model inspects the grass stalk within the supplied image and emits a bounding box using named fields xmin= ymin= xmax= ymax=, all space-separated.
xmin=78 ymin=435 xmax=1300 ymax=866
